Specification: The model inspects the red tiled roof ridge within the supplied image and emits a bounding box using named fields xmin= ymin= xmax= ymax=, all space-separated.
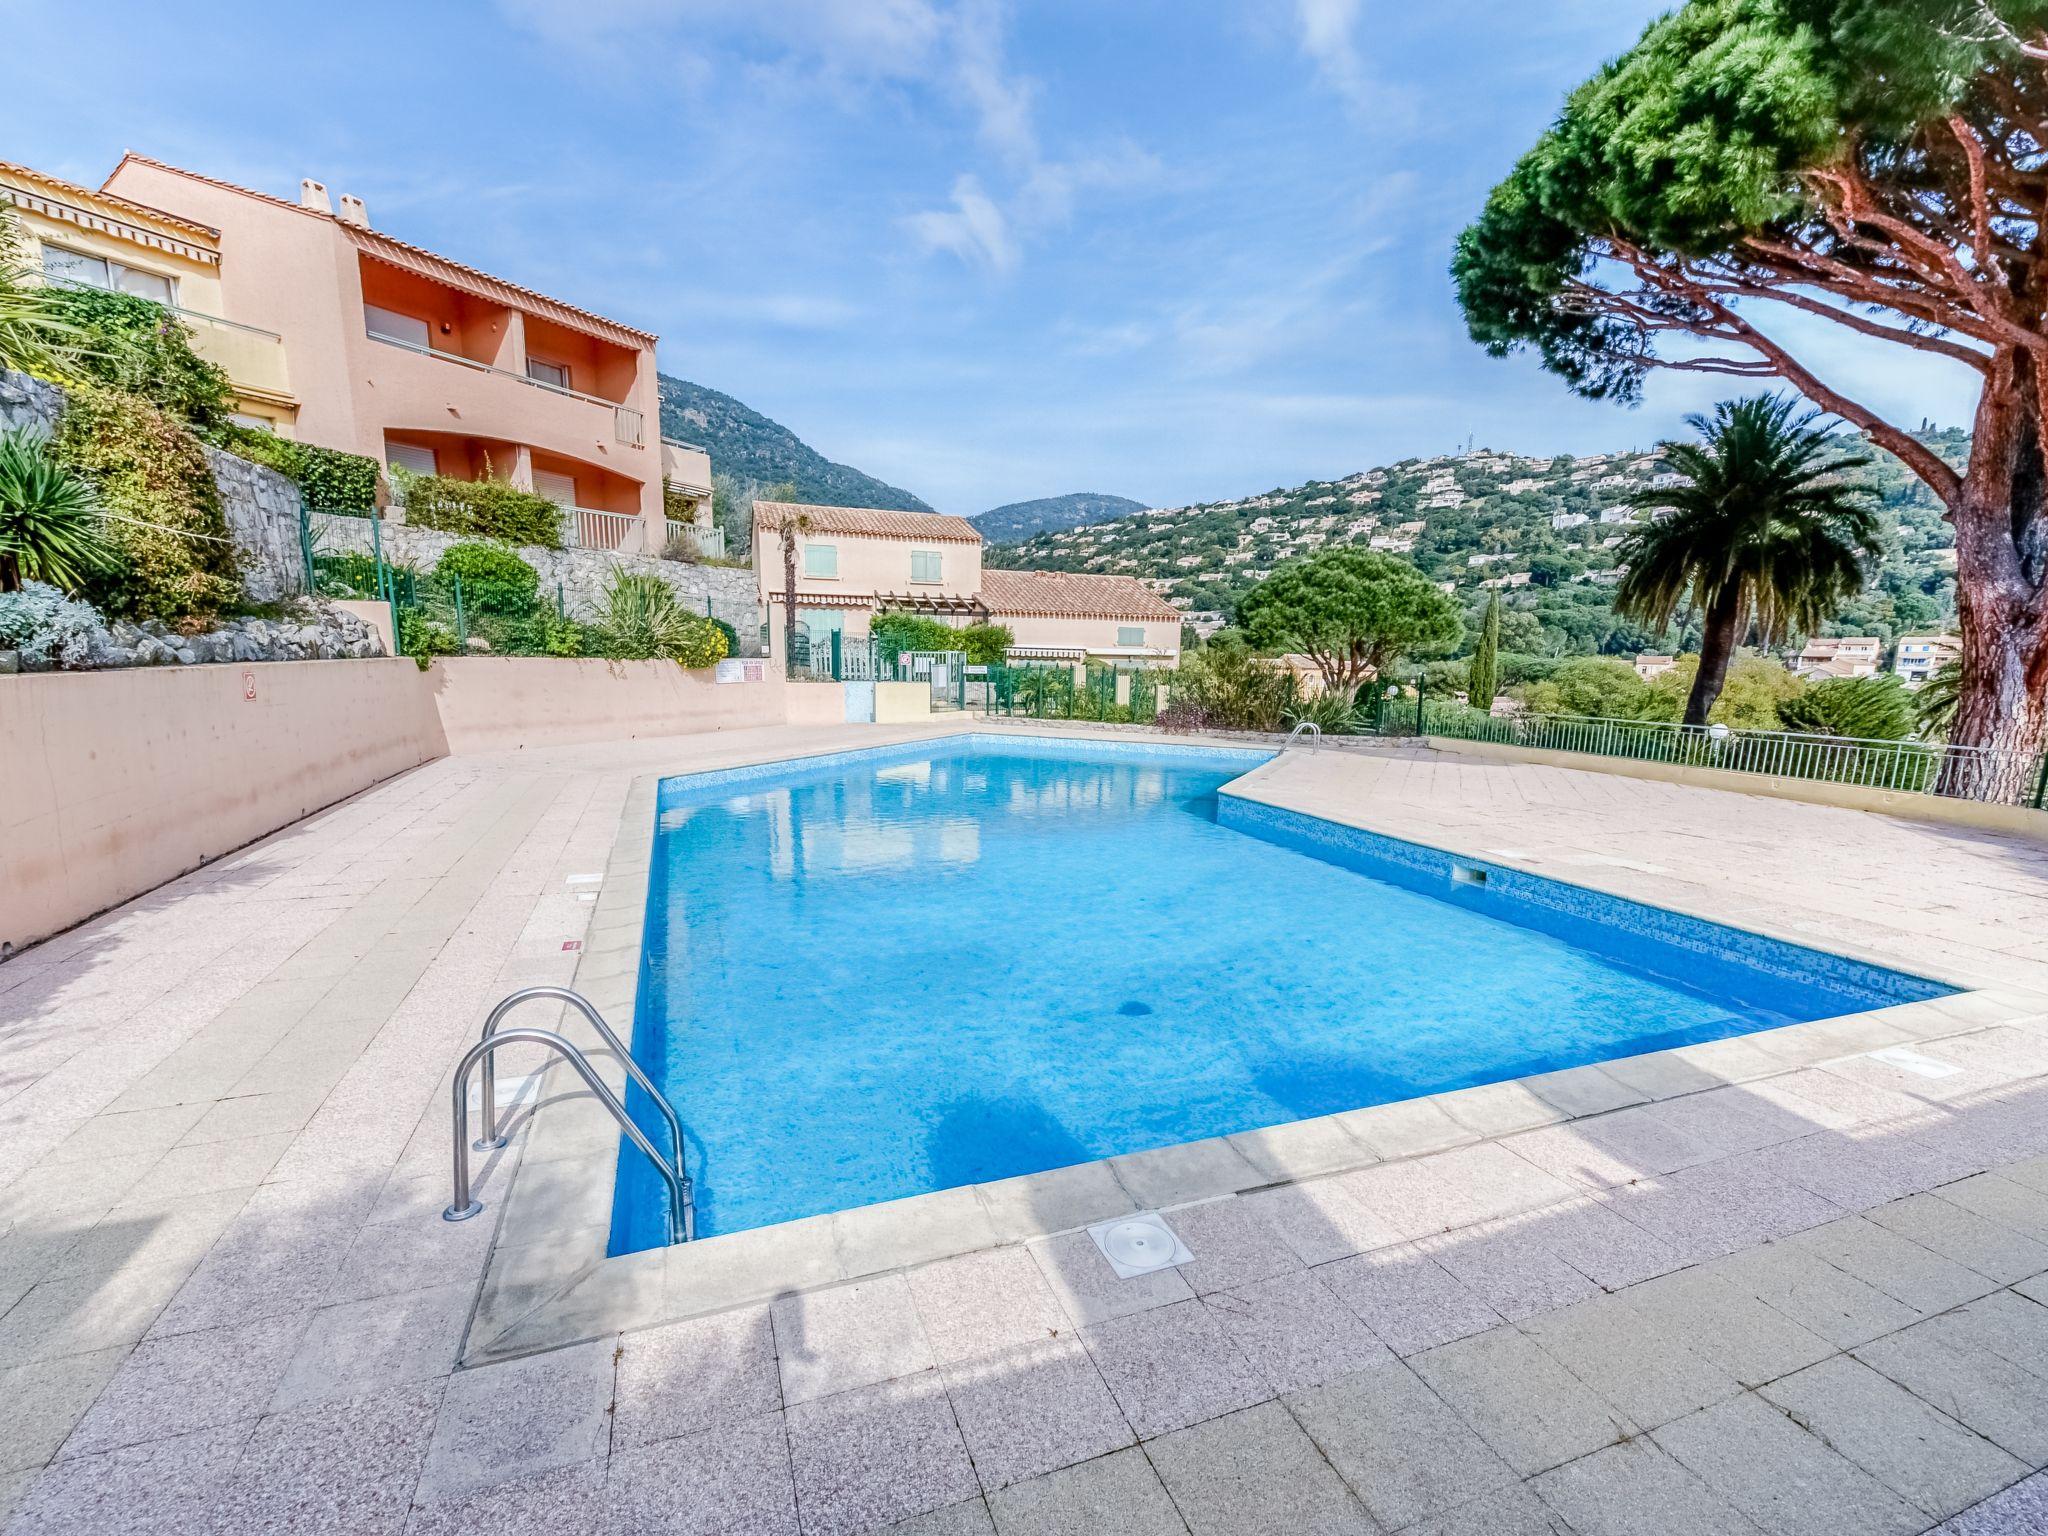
xmin=2 ymin=158 xmax=221 ymax=241
xmin=979 ymin=568 xmax=1182 ymax=620
xmin=752 ymin=501 xmax=981 ymax=543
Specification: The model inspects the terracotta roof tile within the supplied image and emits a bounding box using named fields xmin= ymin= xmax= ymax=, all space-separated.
xmin=979 ymin=569 xmax=1183 ymax=621
xmin=752 ymin=501 xmax=981 ymax=543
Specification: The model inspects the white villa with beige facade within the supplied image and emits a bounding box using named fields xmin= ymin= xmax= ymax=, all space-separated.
xmin=752 ymin=501 xmax=1183 ymax=667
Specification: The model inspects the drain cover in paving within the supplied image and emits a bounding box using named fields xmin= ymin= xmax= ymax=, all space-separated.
xmin=1088 ymin=1211 xmax=1192 ymax=1278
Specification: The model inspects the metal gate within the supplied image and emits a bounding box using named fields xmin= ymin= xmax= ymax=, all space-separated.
xmin=898 ymin=649 xmax=967 ymax=710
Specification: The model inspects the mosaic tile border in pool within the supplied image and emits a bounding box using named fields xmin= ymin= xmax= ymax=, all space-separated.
xmin=1217 ymin=791 xmax=1951 ymax=1009
xmin=653 ymin=731 xmax=1274 ymax=811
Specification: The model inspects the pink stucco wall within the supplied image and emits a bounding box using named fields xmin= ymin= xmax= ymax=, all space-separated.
xmin=101 ymin=160 xmax=666 ymax=527
xmin=1 ymin=659 xmax=824 ymax=954
xmin=1 ymin=660 xmax=445 ymax=956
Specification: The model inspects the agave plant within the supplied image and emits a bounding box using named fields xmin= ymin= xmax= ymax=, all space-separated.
xmin=0 ymin=426 xmax=113 ymax=593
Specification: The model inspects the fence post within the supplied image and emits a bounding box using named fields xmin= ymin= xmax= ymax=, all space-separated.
xmin=1415 ymin=673 xmax=1426 ymax=735
xmin=453 ymin=575 xmax=467 ymax=648
xmin=2032 ymin=750 xmax=2048 ymax=810
xmin=297 ymin=492 xmax=315 ymax=593
xmin=557 ymin=581 xmax=566 ymax=620
xmin=370 ymin=514 xmax=400 ymax=654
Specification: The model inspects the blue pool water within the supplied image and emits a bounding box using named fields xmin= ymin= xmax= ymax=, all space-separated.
xmin=609 ymin=737 xmax=1949 ymax=1250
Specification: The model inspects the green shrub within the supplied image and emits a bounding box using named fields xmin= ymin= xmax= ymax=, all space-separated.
xmin=872 ymin=612 xmax=957 ymax=663
xmin=1162 ymin=636 xmax=1298 ymax=732
xmin=1284 ymin=689 xmax=1366 ymax=735
xmin=958 ymin=622 xmax=1013 ymax=666
xmin=398 ymin=607 xmax=460 ymax=667
xmin=598 ymin=572 xmax=729 ymax=667
xmin=215 ymin=426 xmax=379 ymax=512
xmin=435 ymin=542 xmax=538 ymax=614
xmin=1777 ymin=674 xmax=1915 ymax=740
xmin=47 ymin=285 xmax=234 ymax=426
xmin=53 ymin=386 xmax=240 ymax=620
xmin=398 ymin=471 xmax=562 ymax=547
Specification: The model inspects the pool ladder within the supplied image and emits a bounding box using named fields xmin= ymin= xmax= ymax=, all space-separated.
xmin=443 ymin=986 xmax=694 ymax=1245
xmin=1285 ymin=720 xmax=1323 ymax=752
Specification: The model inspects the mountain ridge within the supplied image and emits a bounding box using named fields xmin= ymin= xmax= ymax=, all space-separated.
xmin=656 ymin=376 xmax=931 ymax=512
xmin=972 ymin=492 xmax=1149 ymax=544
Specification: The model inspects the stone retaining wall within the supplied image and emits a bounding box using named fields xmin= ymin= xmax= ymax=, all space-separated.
xmin=374 ymin=521 xmax=761 ymax=653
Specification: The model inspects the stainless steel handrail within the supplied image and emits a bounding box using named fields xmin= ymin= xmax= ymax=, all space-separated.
xmin=444 ymin=1025 xmax=693 ymax=1243
xmin=1285 ymin=720 xmax=1323 ymax=752
xmin=475 ymin=987 xmax=682 ymax=1172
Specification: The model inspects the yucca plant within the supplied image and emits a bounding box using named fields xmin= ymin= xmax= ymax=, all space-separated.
xmin=1284 ymin=689 xmax=1365 ymax=736
xmin=599 ymin=572 xmax=727 ymax=667
xmin=0 ymin=426 xmax=113 ymax=593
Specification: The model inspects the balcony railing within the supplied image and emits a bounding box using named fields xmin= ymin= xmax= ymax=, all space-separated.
xmin=562 ymin=506 xmax=645 ymax=553
xmin=365 ymin=328 xmax=645 ymax=446
xmin=664 ymin=519 xmax=725 ymax=560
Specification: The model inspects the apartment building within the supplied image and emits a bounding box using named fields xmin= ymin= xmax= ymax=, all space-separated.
xmin=1794 ymin=635 xmax=1882 ymax=679
xmin=1893 ymin=633 xmax=1961 ymax=687
xmin=1 ymin=159 xmax=297 ymax=432
xmin=752 ymin=501 xmax=1182 ymax=666
xmin=99 ymin=155 xmax=698 ymax=551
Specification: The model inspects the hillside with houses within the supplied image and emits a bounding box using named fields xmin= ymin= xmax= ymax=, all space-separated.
xmin=987 ymin=430 xmax=1969 ymax=656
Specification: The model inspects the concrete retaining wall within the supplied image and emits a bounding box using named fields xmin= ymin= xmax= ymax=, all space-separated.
xmin=1 ymin=659 xmax=445 ymax=957
xmin=427 ymin=657 xmax=791 ymax=753
xmin=0 ymin=656 xmax=877 ymax=954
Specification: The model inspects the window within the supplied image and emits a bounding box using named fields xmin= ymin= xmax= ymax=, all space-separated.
xmin=910 ymin=549 xmax=942 ymax=584
xmin=1117 ymin=626 xmax=1145 ymax=648
xmin=804 ymin=543 xmax=838 ymax=578
xmin=533 ymin=470 xmax=577 ymax=508
xmin=41 ymin=245 xmax=176 ymax=305
xmin=526 ymin=357 xmax=571 ymax=390
xmin=386 ymin=441 xmax=437 ymax=477
xmin=365 ymin=304 xmax=430 ymax=348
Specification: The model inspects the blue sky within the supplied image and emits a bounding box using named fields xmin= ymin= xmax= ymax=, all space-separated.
xmin=3 ymin=0 xmax=1982 ymax=512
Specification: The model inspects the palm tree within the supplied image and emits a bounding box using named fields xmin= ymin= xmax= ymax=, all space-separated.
xmin=0 ymin=427 xmax=112 ymax=593
xmin=0 ymin=201 xmax=85 ymax=379
xmin=1614 ymin=396 xmax=1882 ymax=727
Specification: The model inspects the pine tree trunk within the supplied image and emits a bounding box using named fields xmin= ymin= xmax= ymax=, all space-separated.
xmin=1684 ymin=585 xmax=1742 ymax=728
xmin=1947 ymin=364 xmax=2048 ymax=793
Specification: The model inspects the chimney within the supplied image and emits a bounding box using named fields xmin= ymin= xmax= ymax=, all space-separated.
xmin=337 ymin=193 xmax=369 ymax=228
xmin=299 ymin=178 xmax=333 ymax=213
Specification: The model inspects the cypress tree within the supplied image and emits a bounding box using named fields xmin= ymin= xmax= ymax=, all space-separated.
xmin=1468 ymin=593 xmax=1500 ymax=712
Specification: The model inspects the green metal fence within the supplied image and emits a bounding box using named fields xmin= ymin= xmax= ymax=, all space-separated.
xmin=981 ymin=662 xmax=1165 ymax=724
xmin=1389 ymin=698 xmax=2048 ymax=809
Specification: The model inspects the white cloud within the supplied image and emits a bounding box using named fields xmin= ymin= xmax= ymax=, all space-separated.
xmin=1294 ymin=0 xmax=1372 ymax=110
xmin=905 ymin=174 xmax=1019 ymax=273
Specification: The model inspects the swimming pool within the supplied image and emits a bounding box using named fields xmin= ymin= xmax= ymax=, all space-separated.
xmin=608 ymin=735 xmax=1950 ymax=1251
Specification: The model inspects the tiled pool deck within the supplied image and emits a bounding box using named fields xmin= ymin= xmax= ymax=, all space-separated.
xmin=4 ymin=721 xmax=2048 ymax=1534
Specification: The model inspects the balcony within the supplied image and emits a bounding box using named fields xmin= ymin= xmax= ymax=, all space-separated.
xmin=661 ymin=439 xmax=712 ymax=495
xmin=366 ymin=329 xmax=643 ymax=447
xmin=180 ymin=307 xmax=293 ymax=405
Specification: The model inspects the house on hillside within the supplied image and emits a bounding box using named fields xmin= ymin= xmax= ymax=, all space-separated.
xmin=1634 ymin=654 xmax=1677 ymax=680
xmin=1794 ymin=635 xmax=1883 ymax=679
xmin=752 ymin=502 xmax=1182 ymax=667
xmin=1893 ymin=634 xmax=1961 ymax=686
xmin=93 ymin=154 xmax=711 ymax=554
